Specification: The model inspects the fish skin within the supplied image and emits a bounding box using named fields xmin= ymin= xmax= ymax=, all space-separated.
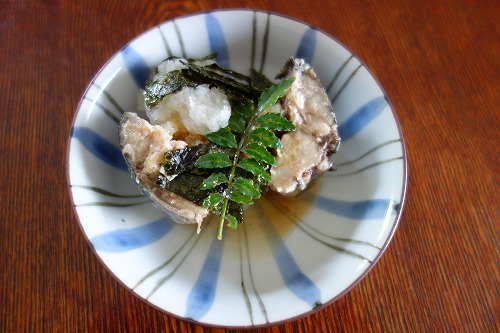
xmin=270 ymin=58 xmax=340 ymax=196
xmin=119 ymin=112 xmax=209 ymax=231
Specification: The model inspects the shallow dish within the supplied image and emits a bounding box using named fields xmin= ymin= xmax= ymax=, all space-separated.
xmin=68 ymin=9 xmax=407 ymax=327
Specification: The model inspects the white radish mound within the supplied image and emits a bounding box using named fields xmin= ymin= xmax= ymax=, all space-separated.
xmin=147 ymin=84 xmax=231 ymax=135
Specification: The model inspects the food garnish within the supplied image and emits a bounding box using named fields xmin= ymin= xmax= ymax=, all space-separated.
xmin=119 ymin=54 xmax=340 ymax=239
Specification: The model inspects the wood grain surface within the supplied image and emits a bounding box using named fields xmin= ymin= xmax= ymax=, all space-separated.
xmin=1 ymin=0 xmax=498 ymax=332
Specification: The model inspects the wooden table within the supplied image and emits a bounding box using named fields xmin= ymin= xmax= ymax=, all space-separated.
xmin=1 ymin=1 xmax=498 ymax=332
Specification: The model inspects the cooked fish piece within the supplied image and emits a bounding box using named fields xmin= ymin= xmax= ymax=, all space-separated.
xmin=270 ymin=58 xmax=340 ymax=196
xmin=119 ymin=56 xmax=339 ymax=233
xmin=119 ymin=112 xmax=209 ymax=231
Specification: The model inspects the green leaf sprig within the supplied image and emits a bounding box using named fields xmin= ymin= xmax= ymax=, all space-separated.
xmin=194 ymin=77 xmax=296 ymax=239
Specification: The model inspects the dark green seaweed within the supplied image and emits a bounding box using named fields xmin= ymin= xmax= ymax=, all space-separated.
xmin=144 ymin=54 xmax=274 ymax=109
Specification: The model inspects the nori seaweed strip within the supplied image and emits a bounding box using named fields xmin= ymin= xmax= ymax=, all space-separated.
xmin=144 ymin=70 xmax=198 ymax=109
xmin=180 ymin=61 xmax=261 ymax=102
xmin=145 ymin=54 xmax=275 ymax=109
xmin=157 ymin=143 xmax=234 ymax=205
xmin=249 ymin=68 xmax=274 ymax=91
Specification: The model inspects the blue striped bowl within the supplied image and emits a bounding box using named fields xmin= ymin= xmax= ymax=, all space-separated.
xmin=68 ymin=9 xmax=407 ymax=328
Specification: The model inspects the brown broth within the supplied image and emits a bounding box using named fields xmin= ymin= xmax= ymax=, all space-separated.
xmin=232 ymin=178 xmax=322 ymax=259
xmin=199 ymin=178 xmax=323 ymax=262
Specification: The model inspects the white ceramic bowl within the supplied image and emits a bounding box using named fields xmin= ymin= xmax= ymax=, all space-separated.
xmin=68 ymin=9 xmax=407 ymax=328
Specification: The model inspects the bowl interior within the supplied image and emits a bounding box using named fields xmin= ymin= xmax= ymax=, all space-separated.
xmin=68 ymin=9 xmax=406 ymax=327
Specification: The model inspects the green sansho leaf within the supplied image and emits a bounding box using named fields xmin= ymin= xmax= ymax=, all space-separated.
xmin=249 ymin=127 xmax=283 ymax=148
xmin=257 ymin=77 xmax=295 ymax=113
xmin=229 ymin=191 xmax=254 ymax=205
xmin=228 ymin=114 xmax=246 ymax=133
xmin=242 ymin=143 xmax=276 ymax=166
xmin=205 ymin=128 xmax=238 ymax=148
xmin=256 ymin=112 xmax=296 ymax=132
xmin=200 ymin=173 xmax=228 ymax=190
xmin=232 ymin=177 xmax=261 ymax=199
xmin=225 ymin=214 xmax=238 ymax=228
xmin=234 ymin=100 xmax=254 ymax=119
xmin=237 ymin=158 xmax=272 ymax=182
xmin=195 ymin=152 xmax=232 ymax=168
xmin=202 ymin=193 xmax=225 ymax=214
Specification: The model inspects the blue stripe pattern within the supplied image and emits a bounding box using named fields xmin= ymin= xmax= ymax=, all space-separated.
xmin=71 ymin=127 xmax=128 ymax=171
xmin=186 ymin=236 xmax=225 ymax=320
xmin=315 ymin=197 xmax=395 ymax=220
xmin=264 ymin=221 xmax=321 ymax=307
xmin=90 ymin=218 xmax=175 ymax=252
xmin=295 ymin=28 xmax=316 ymax=64
xmin=274 ymin=243 xmax=322 ymax=308
xmin=122 ymin=45 xmax=151 ymax=89
xmin=337 ymin=96 xmax=388 ymax=141
xmin=205 ymin=13 xmax=230 ymax=68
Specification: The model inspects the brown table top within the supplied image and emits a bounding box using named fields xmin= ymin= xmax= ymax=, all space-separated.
xmin=1 ymin=1 xmax=498 ymax=332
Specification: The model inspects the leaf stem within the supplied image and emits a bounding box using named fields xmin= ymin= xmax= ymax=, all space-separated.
xmin=216 ymin=105 xmax=258 ymax=240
